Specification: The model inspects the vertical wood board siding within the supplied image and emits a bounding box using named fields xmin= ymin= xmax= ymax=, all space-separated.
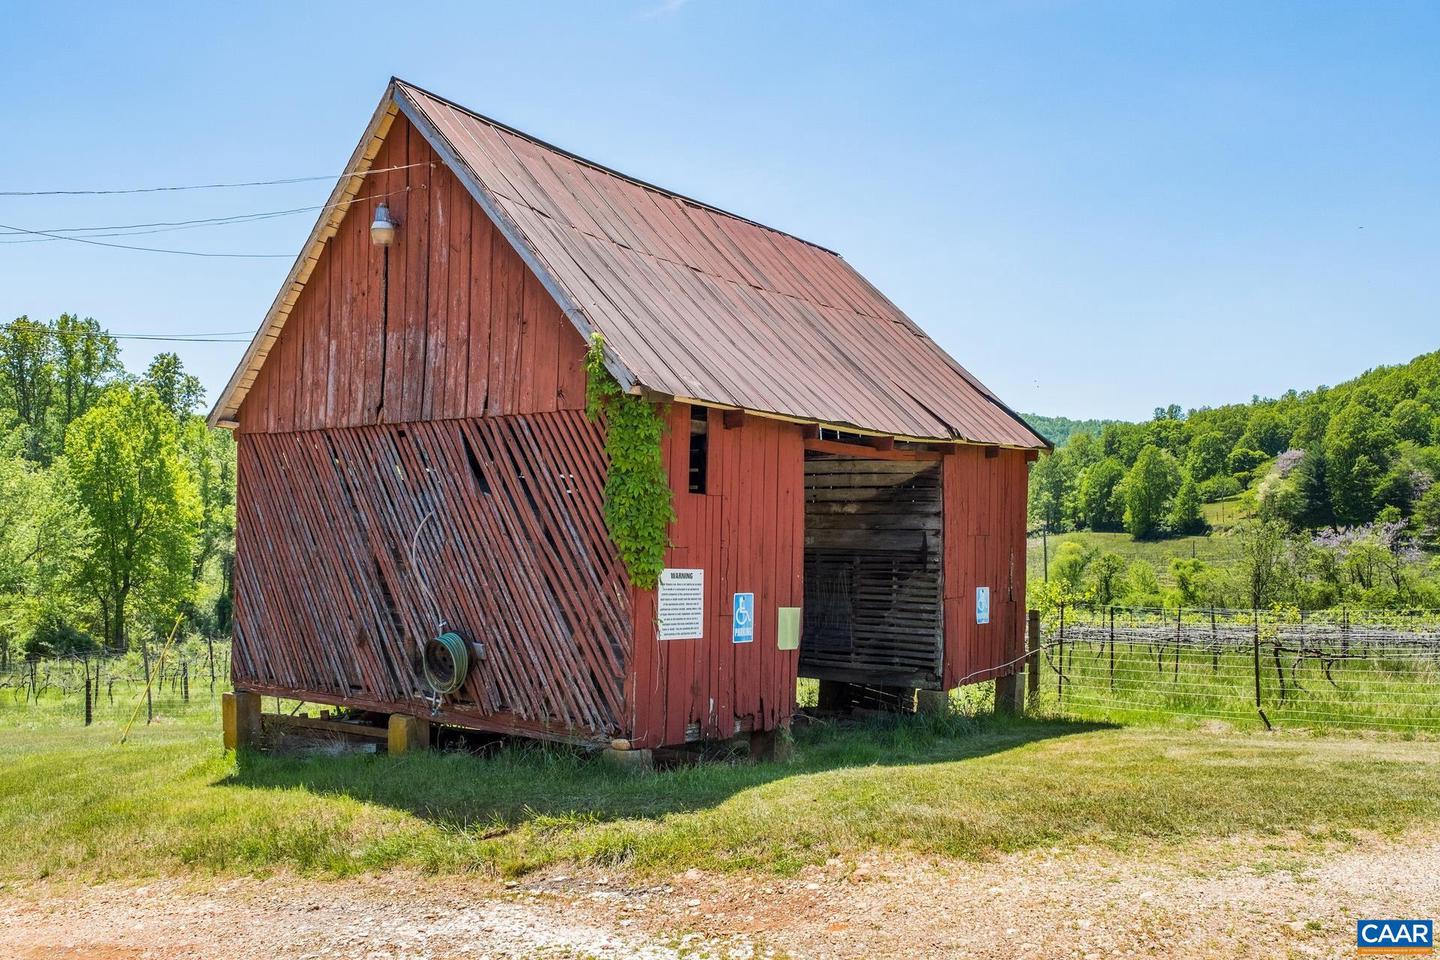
xmin=941 ymin=447 xmax=1029 ymax=687
xmin=627 ymin=407 xmax=805 ymax=748
xmin=237 ymin=115 xmax=587 ymax=434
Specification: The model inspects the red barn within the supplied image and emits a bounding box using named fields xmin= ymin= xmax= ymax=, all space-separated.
xmin=210 ymin=78 xmax=1048 ymax=756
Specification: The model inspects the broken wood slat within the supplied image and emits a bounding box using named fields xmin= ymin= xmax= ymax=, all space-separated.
xmin=262 ymin=713 xmax=388 ymax=740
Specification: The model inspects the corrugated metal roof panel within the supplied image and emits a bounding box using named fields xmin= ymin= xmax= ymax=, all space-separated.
xmin=397 ymin=82 xmax=1045 ymax=448
xmin=211 ymin=79 xmax=1046 ymax=448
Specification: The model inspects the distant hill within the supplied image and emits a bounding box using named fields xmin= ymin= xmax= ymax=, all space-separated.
xmin=1021 ymin=414 xmax=1123 ymax=447
xmin=1030 ymin=348 xmax=1440 ymax=541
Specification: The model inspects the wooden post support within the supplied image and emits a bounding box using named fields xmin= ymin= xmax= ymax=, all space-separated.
xmin=748 ymin=726 xmax=794 ymax=762
xmin=994 ymin=672 xmax=1020 ymax=714
xmin=222 ymin=690 xmax=262 ymax=751
xmin=1026 ymin=610 xmax=1041 ymax=703
xmin=601 ymin=738 xmax=654 ymax=770
xmin=387 ymin=713 xmax=431 ymax=754
xmin=916 ymin=689 xmax=951 ymax=716
xmin=816 ymin=679 xmax=850 ymax=712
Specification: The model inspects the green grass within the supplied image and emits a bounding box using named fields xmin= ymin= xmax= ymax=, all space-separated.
xmin=3 ymin=704 xmax=1439 ymax=884
xmin=1027 ymin=529 xmax=1245 ymax=586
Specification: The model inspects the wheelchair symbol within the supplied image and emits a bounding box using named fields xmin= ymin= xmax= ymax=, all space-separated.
xmin=733 ymin=592 xmax=755 ymax=643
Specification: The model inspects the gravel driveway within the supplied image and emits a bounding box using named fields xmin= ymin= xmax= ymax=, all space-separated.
xmin=3 ymin=829 xmax=1434 ymax=959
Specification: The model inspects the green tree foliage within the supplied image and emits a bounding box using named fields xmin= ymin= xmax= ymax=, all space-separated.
xmin=1415 ymin=484 xmax=1440 ymax=546
xmin=1018 ymin=414 xmax=1118 ymax=447
xmin=62 ymin=386 xmax=201 ymax=651
xmin=0 ymin=317 xmax=55 ymax=460
xmin=1237 ymin=520 xmax=1292 ymax=609
xmin=1122 ymin=445 xmax=1180 ymax=539
xmin=143 ymin=352 xmax=206 ymax=417
xmin=1075 ymin=457 xmax=1126 ymax=531
xmin=1029 ymin=349 xmax=1440 ymax=540
xmin=1167 ymin=473 xmax=1205 ymax=534
xmin=1186 ymin=431 xmax=1229 ymax=481
xmin=1049 ymin=541 xmax=1096 ymax=593
xmin=1028 ymin=450 xmax=1072 ymax=533
xmin=1323 ymin=402 xmax=1396 ymax=524
xmin=0 ymin=314 xmax=122 ymax=462
xmin=1085 ymin=551 xmax=1128 ymax=604
xmin=53 ymin=314 xmax=123 ymax=437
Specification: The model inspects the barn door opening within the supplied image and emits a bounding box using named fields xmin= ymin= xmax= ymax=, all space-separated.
xmin=799 ymin=453 xmax=944 ymax=691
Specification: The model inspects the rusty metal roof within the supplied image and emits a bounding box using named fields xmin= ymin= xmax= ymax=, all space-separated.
xmin=213 ymin=79 xmax=1047 ymax=448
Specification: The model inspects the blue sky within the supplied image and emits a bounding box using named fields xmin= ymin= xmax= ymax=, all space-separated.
xmin=1 ymin=1 xmax=1435 ymax=421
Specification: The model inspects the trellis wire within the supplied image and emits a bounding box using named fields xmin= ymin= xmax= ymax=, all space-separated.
xmin=1036 ymin=604 xmax=1440 ymax=732
xmin=0 ymin=643 xmax=233 ymax=729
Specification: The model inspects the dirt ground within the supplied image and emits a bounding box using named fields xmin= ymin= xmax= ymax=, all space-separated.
xmin=2 ymin=830 xmax=1435 ymax=959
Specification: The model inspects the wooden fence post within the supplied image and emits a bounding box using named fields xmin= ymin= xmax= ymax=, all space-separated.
xmin=1027 ymin=609 xmax=1041 ymax=704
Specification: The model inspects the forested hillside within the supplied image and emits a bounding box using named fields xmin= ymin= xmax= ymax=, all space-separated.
xmin=0 ymin=314 xmax=233 ymax=662
xmin=1019 ymin=413 xmax=1121 ymax=447
xmin=1029 ymin=350 xmax=1440 ymax=610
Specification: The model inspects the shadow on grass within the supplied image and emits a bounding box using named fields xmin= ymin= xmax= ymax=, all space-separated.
xmin=222 ymin=712 xmax=1114 ymax=834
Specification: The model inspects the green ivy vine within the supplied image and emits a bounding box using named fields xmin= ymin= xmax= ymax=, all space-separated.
xmin=584 ymin=333 xmax=674 ymax=590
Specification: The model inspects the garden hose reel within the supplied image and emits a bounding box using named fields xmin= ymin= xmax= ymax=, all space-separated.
xmin=421 ymin=631 xmax=478 ymax=701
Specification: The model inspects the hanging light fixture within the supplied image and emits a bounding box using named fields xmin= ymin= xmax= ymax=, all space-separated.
xmin=370 ymin=202 xmax=397 ymax=246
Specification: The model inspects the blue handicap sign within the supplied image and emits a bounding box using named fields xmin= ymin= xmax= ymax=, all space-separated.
xmin=733 ymin=592 xmax=755 ymax=643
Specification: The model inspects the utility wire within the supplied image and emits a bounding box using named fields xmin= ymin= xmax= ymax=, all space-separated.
xmin=0 ymin=189 xmax=404 ymax=257
xmin=0 ymin=189 xmax=402 ymax=245
xmin=0 ymin=220 xmax=293 ymax=258
xmin=0 ymin=161 xmax=427 ymax=197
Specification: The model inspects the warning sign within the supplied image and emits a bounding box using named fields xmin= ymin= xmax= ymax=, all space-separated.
xmin=658 ymin=568 xmax=704 ymax=640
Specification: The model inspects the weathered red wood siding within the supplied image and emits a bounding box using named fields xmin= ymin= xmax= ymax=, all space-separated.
xmin=941 ymin=447 xmax=1029 ymax=688
xmin=233 ymin=415 xmax=631 ymax=741
xmin=237 ymin=114 xmax=587 ymax=435
xmin=626 ymin=406 xmax=806 ymax=748
xmin=231 ymin=115 xmax=624 ymax=742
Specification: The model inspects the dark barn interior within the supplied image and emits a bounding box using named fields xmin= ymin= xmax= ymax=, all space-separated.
xmin=800 ymin=454 xmax=944 ymax=692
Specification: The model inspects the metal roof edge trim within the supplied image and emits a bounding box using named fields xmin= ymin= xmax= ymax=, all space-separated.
xmin=663 ymin=393 xmax=1049 ymax=450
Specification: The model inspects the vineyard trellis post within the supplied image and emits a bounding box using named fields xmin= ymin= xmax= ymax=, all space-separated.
xmin=141 ymin=636 xmax=154 ymax=725
xmin=1173 ymin=607 xmax=1181 ymax=682
xmin=1108 ymin=606 xmax=1116 ymax=691
xmin=1056 ymin=603 xmax=1066 ymax=703
xmin=1027 ymin=609 xmax=1041 ymax=703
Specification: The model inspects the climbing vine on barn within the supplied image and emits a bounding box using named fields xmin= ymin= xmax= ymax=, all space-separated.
xmin=584 ymin=333 xmax=674 ymax=590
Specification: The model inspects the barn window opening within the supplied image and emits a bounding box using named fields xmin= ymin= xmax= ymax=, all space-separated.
xmin=688 ymin=406 xmax=709 ymax=494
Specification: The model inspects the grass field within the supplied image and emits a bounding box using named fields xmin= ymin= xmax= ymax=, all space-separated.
xmin=3 ymin=702 xmax=1440 ymax=884
xmin=1025 ymin=488 xmax=1257 ymax=588
xmin=1026 ymin=529 xmax=1245 ymax=586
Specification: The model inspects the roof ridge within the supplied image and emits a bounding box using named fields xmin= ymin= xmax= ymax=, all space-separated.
xmin=391 ymin=76 xmax=842 ymax=258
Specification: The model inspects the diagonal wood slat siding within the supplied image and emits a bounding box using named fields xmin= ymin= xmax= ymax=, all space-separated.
xmin=233 ymin=411 xmax=631 ymax=740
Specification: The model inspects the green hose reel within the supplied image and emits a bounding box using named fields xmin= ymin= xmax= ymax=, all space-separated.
xmin=422 ymin=631 xmax=471 ymax=695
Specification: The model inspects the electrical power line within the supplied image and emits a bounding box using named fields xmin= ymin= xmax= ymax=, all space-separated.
xmin=112 ymin=334 xmax=254 ymax=343
xmin=0 ymin=161 xmax=428 ymax=197
xmin=0 ymin=189 xmax=403 ymax=245
xmin=0 ymin=220 xmax=293 ymax=258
